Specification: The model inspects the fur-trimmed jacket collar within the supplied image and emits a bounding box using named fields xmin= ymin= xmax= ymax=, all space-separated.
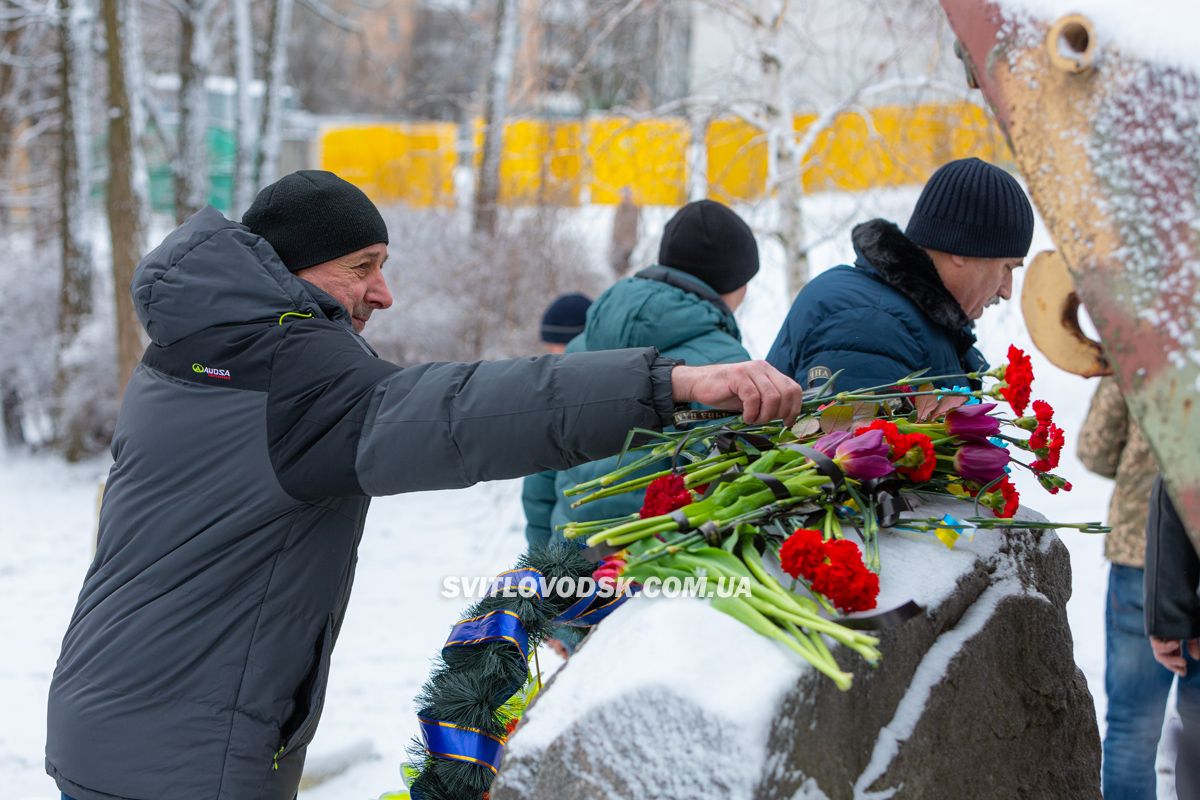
xmin=850 ymin=219 xmax=977 ymax=355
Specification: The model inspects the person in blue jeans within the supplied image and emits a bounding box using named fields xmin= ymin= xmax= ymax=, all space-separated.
xmin=1105 ymin=562 xmax=1200 ymax=798
xmin=1079 ymin=377 xmax=1177 ymax=798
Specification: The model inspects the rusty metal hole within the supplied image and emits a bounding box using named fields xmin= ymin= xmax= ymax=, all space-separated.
xmin=1046 ymin=14 xmax=1096 ymax=73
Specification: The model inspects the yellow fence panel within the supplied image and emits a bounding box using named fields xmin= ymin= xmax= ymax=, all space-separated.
xmin=397 ymin=122 xmax=457 ymax=208
xmin=320 ymin=122 xmax=457 ymax=207
xmin=799 ymin=103 xmax=1013 ymax=193
xmin=319 ymin=103 xmax=1011 ymax=209
xmin=587 ymin=118 xmax=689 ymax=206
xmin=471 ymin=119 xmax=583 ymax=206
xmin=320 ymin=124 xmax=401 ymax=201
xmin=705 ymin=118 xmax=767 ymax=203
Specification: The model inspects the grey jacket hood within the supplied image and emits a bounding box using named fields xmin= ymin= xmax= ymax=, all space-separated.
xmin=132 ymin=206 xmax=350 ymax=346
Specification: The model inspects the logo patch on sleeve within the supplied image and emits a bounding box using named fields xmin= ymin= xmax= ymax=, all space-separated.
xmin=806 ymin=365 xmax=832 ymax=387
xmin=192 ymin=362 xmax=232 ymax=380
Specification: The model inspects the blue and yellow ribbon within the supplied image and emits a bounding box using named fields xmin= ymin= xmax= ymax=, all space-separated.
xmin=443 ymin=609 xmax=532 ymax=663
xmin=417 ymin=716 xmax=505 ymax=775
xmin=487 ymin=567 xmax=545 ymax=599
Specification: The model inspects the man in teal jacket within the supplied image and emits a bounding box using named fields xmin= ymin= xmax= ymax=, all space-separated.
xmin=521 ymin=199 xmax=758 ymax=548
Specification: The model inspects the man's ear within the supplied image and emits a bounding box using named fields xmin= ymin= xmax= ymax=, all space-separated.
xmin=947 ymin=253 xmax=968 ymax=269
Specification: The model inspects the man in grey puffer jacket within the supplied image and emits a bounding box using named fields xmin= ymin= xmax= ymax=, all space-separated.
xmin=45 ymin=171 xmax=801 ymax=800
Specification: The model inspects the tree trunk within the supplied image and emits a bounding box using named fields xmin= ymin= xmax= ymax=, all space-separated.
xmin=0 ymin=21 xmax=22 ymax=232
xmin=255 ymin=0 xmax=293 ymax=185
xmin=175 ymin=0 xmax=213 ymax=223
xmin=757 ymin=0 xmax=808 ymax=296
xmin=103 ymin=0 xmax=149 ymax=397
xmin=1 ymin=382 xmax=23 ymax=449
xmin=472 ymin=0 xmax=518 ymax=237
xmin=57 ymin=0 xmax=97 ymax=459
xmin=231 ymin=0 xmax=256 ymax=215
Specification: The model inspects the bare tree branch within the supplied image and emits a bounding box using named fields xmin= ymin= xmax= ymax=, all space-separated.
xmin=296 ymin=0 xmax=360 ymax=32
xmin=561 ymin=0 xmax=644 ymax=94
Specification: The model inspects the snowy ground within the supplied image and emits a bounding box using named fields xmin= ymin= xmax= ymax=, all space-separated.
xmin=0 ymin=187 xmax=1173 ymax=797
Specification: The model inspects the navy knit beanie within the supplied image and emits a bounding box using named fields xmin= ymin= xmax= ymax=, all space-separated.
xmin=242 ymin=170 xmax=389 ymax=271
xmin=658 ymin=200 xmax=759 ymax=294
xmin=540 ymin=293 xmax=592 ymax=344
xmin=905 ymin=158 xmax=1034 ymax=259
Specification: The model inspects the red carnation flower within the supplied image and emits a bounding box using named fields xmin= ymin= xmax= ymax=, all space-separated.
xmin=1032 ymin=399 xmax=1054 ymax=425
xmin=1030 ymin=422 xmax=1065 ymax=472
xmin=811 ymin=539 xmax=879 ymax=613
xmin=639 ymin=474 xmax=693 ymax=519
xmin=894 ymin=432 xmax=936 ymax=483
xmin=855 ymin=421 xmax=934 ymax=482
xmin=993 ymin=476 xmax=1020 ymax=518
xmin=999 ymin=345 xmax=1034 ymax=416
xmin=780 ymin=528 xmax=826 ymax=580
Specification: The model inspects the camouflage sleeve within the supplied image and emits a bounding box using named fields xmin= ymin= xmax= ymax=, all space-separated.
xmin=1077 ymin=376 xmax=1128 ymax=479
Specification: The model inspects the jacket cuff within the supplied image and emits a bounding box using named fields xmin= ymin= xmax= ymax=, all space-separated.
xmin=649 ymin=354 xmax=684 ymax=428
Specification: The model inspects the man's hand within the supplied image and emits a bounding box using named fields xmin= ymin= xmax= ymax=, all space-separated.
xmin=1150 ymin=635 xmax=1200 ymax=676
xmin=671 ymin=361 xmax=804 ymax=426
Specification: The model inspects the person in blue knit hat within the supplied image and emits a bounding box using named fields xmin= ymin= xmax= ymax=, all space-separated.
xmin=767 ymin=157 xmax=1034 ymax=392
xmin=539 ymin=292 xmax=592 ymax=354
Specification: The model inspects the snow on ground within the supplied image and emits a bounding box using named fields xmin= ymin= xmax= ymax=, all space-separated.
xmin=0 ymin=187 xmax=1152 ymax=797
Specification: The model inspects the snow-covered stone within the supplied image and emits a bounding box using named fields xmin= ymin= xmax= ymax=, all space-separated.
xmin=493 ymin=497 xmax=1100 ymax=800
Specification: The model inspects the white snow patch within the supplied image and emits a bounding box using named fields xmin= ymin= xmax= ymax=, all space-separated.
xmin=514 ymin=596 xmax=802 ymax=761
xmin=1001 ymin=0 xmax=1200 ymax=73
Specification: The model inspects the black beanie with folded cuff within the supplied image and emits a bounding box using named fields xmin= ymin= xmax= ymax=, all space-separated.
xmin=242 ymin=170 xmax=389 ymax=272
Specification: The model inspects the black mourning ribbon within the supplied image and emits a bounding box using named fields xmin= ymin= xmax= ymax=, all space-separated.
xmin=713 ymin=429 xmax=775 ymax=455
xmin=782 ymin=444 xmax=845 ymax=490
xmin=861 ymin=477 xmax=913 ymax=529
xmin=838 ymin=600 xmax=924 ymax=630
xmin=749 ymin=472 xmax=792 ymax=501
xmin=700 ymin=465 xmax=744 ymax=499
xmin=581 ymin=543 xmax=620 ymax=564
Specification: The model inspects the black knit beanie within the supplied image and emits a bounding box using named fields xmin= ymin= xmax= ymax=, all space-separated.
xmin=904 ymin=158 xmax=1034 ymax=259
xmin=540 ymin=293 xmax=592 ymax=344
xmin=657 ymin=199 xmax=759 ymax=294
xmin=242 ymin=170 xmax=389 ymax=272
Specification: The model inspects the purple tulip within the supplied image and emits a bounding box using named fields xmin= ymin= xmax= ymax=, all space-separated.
xmin=814 ymin=429 xmax=894 ymax=480
xmin=953 ymin=442 xmax=1010 ymax=483
xmin=945 ymin=403 xmax=1000 ymax=440
xmin=813 ymin=430 xmax=852 ymax=457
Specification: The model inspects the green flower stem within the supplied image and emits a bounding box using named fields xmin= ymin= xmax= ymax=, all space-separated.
xmin=569 ymin=454 xmax=746 ymax=508
xmin=557 ymin=512 xmax=640 ymax=534
xmin=711 ymin=596 xmax=852 ymax=690
xmin=901 ymin=515 xmax=1108 ymax=534
xmin=583 ymin=471 xmax=829 ymax=548
xmin=677 ymin=551 xmax=877 ymax=652
xmin=562 ymin=446 xmax=672 ymax=495
xmin=624 ymin=532 xmax=705 ymax=568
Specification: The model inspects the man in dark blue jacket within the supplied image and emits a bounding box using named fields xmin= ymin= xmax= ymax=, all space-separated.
xmin=767 ymin=157 xmax=1034 ymax=392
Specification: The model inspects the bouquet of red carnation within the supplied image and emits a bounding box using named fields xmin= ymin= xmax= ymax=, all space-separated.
xmin=559 ymin=345 xmax=1105 ymax=690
